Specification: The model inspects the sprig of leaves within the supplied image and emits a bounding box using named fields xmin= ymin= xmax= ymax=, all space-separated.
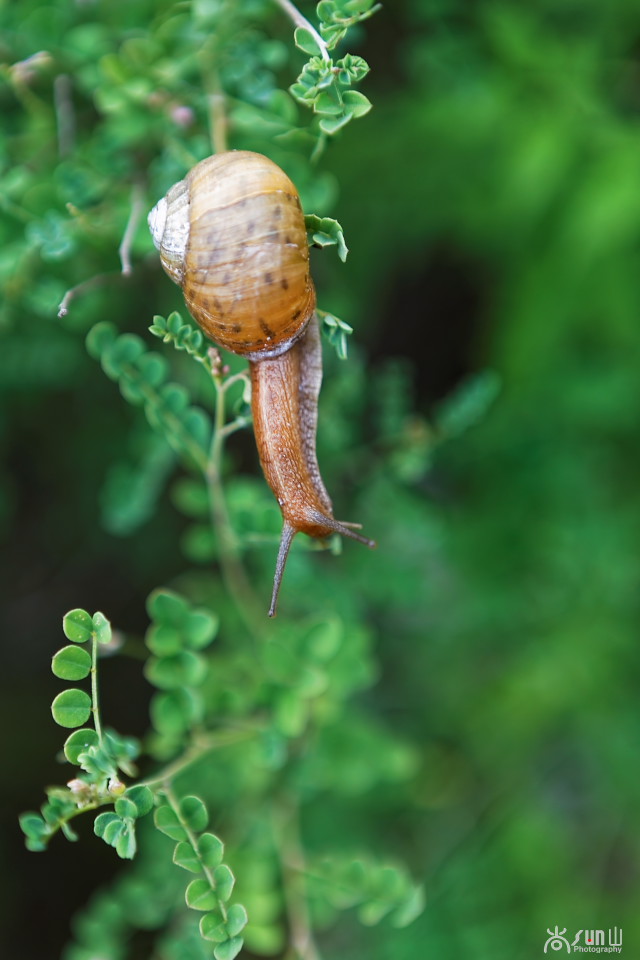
xmin=317 ymin=0 xmax=382 ymax=49
xmin=305 ymin=213 xmax=349 ymax=261
xmin=144 ymin=589 xmax=219 ymax=758
xmin=86 ymin=322 xmax=212 ymax=473
xmin=19 ymin=608 xmax=149 ymax=855
xmin=290 ymin=2 xmax=378 ymax=135
xmin=319 ymin=311 xmax=354 ymax=360
xmin=155 ymin=791 xmax=247 ymax=960
xmin=149 ymin=312 xmax=214 ymax=373
xmin=307 ymin=853 xmax=425 ymax=928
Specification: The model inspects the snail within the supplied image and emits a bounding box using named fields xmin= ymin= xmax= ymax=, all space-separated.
xmin=148 ymin=150 xmax=375 ymax=616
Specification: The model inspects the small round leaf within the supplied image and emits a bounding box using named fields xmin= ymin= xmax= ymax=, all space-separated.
xmin=92 ymin=611 xmax=112 ymax=644
xmin=64 ymin=728 xmax=99 ymax=764
xmin=115 ymin=797 xmax=137 ymax=819
xmin=51 ymin=689 xmax=92 ymax=728
xmin=52 ymin=645 xmax=92 ymax=680
xmin=226 ymin=904 xmax=248 ymax=937
xmin=213 ymin=864 xmax=235 ymax=902
xmin=198 ymin=833 xmax=224 ymax=868
xmin=174 ymin=841 xmax=200 ymax=873
xmin=147 ymin=589 xmax=189 ymax=626
xmin=150 ymin=688 xmax=202 ymax=734
xmin=116 ymin=825 xmax=137 ymax=859
xmin=63 ymin=609 xmax=93 ymax=644
xmin=184 ymin=609 xmax=219 ymax=649
xmin=180 ymin=795 xmax=208 ymax=832
xmin=186 ymin=878 xmax=217 ymax=911
xmin=94 ymin=812 xmax=121 ymax=843
xmin=124 ymin=785 xmax=154 ymax=818
xmin=214 ymin=937 xmax=243 ymax=960
xmin=154 ymin=804 xmax=187 ymax=841
xmin=145 ymin=651 xmax=207 ymax=690
xmin=200 ymin=910 xmax=227 ymax=942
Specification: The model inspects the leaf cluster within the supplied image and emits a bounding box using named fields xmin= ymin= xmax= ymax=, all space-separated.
xmin=291 ymin=50 xmax=372 ymax=136
xmin=20 ymin=609 xmax=148 ymax=854
xmin=155 ymin=794 xmax=247 ymax=960
xmin=309 ymin=853 xmax=425 ymax=929
xmin=144 ymin=589 xmax=219 ymax=754
xmin=86 ymin=321 xmax=212 ymax=472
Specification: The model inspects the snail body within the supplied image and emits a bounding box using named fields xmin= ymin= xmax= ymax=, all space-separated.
xmin=149 ymin=151 xmax=374 ymax=615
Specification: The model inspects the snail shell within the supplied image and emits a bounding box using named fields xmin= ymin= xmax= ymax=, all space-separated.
xmin=148 ymin=151 xmax=316 ymax=359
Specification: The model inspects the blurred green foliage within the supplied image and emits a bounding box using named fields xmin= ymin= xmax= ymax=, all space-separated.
xmin=3 ymin=0 xmax=640 ymax=958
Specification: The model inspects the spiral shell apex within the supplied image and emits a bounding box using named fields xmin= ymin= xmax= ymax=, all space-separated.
xmin=148 ymin=151 xmax=316 ymax=359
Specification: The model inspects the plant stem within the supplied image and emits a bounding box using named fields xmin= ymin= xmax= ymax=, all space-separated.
xmin=118 ymin=182 xmax=145 ymax=276
xmin=140 ymin=728 xmax=258 ymax=789
xmin=274 ymin=794 xmax=321 ymax=960
xmin=274 ymin=0 xmax=330 ymax=62
xmin=163 ymin=782 xmax=228 ymax=922
xmin=91 ymin=631 xmax=103 ymax=743
xmin=209 ymin=67 xmax=228 ymax=154
xmin=54 ymin=74 xmax=75 ymax=157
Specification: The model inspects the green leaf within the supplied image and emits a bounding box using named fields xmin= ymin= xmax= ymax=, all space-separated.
xmin=115 ymin=797 xmax=137 ymax=819
xmin=124 ymin=785 xmax=154 ymax=818
xmin=51 ymin=645 xmax=92 ymax=680
xmin=19 ymin=812 xmax=49 ymax=850
xmin=214 ymin=937 xmax=243 ymax=960
xmin=51 ymin=689 xmax=92 ymax=728
xmin=92 ymin=611 xmax=112 ymax=644
xmin=226 ymin=903 xmax=249 ymax=937
xmin=64 ymin=728 xmax=100 ymax=764
xmin=154 ymin=804 xmax=187 ymax=841
xmin=63 ymin=608 xmax=93 ymax=644
xmin=94 ymin=812 xmax=122 ymax=843
xmin=174 ymin=840 xmax=201 ymax=873
xmin=150 ymin=688 xmax=202 ymax=734
xmin=186 ymin=878 xmax=217 ymax=911
xmin=314 ymin=91 xmax=343 ymax=116
xmin=180 ymin=795 xmax=208 ymax=832
xmin=319 ymin=113 xmax=353 ymax=135
xmin=391 ymin=885 xmax=426 ymax=928
xmin=294 ymin=26 xmax=322 ymax=56
xmin=198 ymin=832 xmax=224 ymax=868
xmin=86 ymin=322 xmax=117 ymax=359
xmin=320 ymin=312 xmax=353 ymax=359
xmin=145 ymin=651 xmax=208 ymax=689
xmin=145 ymin=623 xmax=183 ymax=656
xmin=200 ymin=910 xmax=228 ymax=942
xmin=305 ymin=215 xmax=349 ymax=262
xmin=184 ymin=609 xmax=219 ymax=649
xmin=147 ymin=589 xmax=189 ymax=626
xmin=358 ymin=899 xmax=393 ymax=925
xmin=115 ymin=823 xmax=137 ymax=859
xmin=342 ymin=89 xmax=372 ymax=117
xmin=213 ymin=864 xmax=235 ymax=902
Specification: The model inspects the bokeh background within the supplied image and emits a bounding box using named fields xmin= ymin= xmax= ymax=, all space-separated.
xmin=2 ymin=0 xmax=640 ymax=958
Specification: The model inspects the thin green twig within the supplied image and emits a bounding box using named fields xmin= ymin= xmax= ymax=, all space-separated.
xmin=163 ymin=782 xmax=229 ymax=922
xmin=273 ymin=794 xmax=321 ymax=960
xmin=91 ymin=631 xmax=103 ymax=743
xmin=140 ymin=728 xmax=258 ymax=789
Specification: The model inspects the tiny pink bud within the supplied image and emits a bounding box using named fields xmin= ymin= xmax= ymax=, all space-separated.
xmin=171 ymin=105 xmax=195 ymax=128
xmin=108 ymin=778 xmax=126 ymax=795
xmin=67 ymin=778 xmax=87 ymax=794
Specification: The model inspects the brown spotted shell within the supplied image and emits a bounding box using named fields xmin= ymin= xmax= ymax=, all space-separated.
xmin=148 ymin=151 xmax=316 ymax=359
